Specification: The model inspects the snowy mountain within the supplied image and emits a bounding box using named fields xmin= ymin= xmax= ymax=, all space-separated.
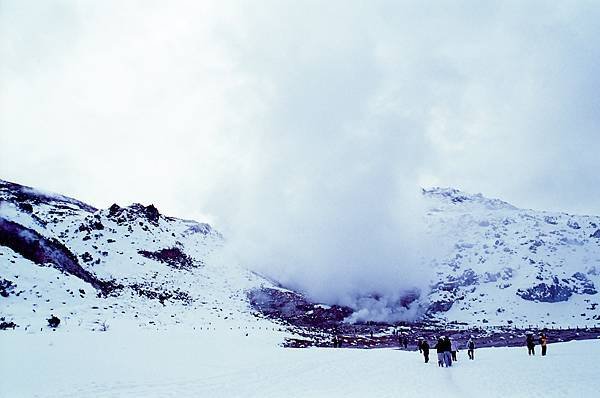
xmin=0 ymin=179 xmax=284 ymax=335
xmin=1 ymin=179 xmax=599 ymax=336
xmin=423 ymin=187 xmax=600 ymax=328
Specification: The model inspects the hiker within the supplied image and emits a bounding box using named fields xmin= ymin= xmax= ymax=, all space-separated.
xmin=540 ymin=333 xmax=548 ymax=356
xmin=434 ymin=337 xmax=445 ymax=367
xmin=450 ymin=338 xmax=458 ymax=361
xmin=443 ymin=336 xmax=453 ymax=367
xmin=332 ymin=336 xmax=338 ymax=348
xmin=403 ymin=337 xmax=408 ymax=349
xmin=337 ymin=335 xmax=343 ymax=348
xmin=467 ymin=338 xmax=475 ymax=360
xmin=526 ymin=333 xmax=535 ymax=356
xmin=421 ymin=340 xmax=430 ymax=363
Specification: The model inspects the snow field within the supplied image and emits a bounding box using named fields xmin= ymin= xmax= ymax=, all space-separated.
xmin=1 ymin=331 xmax=598 ymax=398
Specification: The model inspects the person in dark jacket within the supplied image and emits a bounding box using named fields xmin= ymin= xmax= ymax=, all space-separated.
xmin=540 ymin=333 xmax=548 ymax=356
xmin=403 ymin=337 xmax=408 ymax=349
xmin=443 ymin=336 xmax=453 ymax=367
xmin=434 ymin=337 xmax=445 ymax=367
xmin=467 ymin=338 xmax=475 ymax=360
xmin=421 ymin=340 xmax=430 ymax=363
xmin=526 ymin=333 xmax=535 ymax=356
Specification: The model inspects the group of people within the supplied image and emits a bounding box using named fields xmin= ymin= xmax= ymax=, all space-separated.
xmin=526 ymin=332 xmax=548 ymax=356
xmin=330 ymin=330 xmax=549 ymax=363
xmin=417 ymin=336 xmax=476 ymax=366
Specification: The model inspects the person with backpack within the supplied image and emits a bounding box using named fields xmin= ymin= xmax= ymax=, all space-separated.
xmin=467 ymin=338 xmax=475 ymax=360
xmin=421 ymin=340 xmax=430 ymax=363
xmin=540 ymin=333 xmax=548 ymax=356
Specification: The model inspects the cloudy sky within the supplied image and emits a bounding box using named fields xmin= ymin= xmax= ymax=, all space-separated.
xmin=2 ymin=1 xmax=600 ymax=315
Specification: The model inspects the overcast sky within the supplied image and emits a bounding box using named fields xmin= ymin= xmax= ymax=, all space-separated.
xmin=2 ymin=1 xmax=599 ymax=218
xmin=2 ymin=1 xmax=600 ymax=315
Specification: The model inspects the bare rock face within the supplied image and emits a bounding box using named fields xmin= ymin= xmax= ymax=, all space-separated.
xmin=0 ymin=278 xmax=16 ymax=298
xmin=106 ymin=203 xmax=161 ymax=226
xmin=249 ymin=288 xmax=353 ymax=328
xmin=0 ymin=217 xmax=120 ymax=296
xmin=517 ymin=280 xmax=574 ymax=303
xmin=138 ymin=247 xmax=199 ymax=270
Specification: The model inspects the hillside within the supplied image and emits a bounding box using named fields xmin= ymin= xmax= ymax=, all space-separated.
xmin=0 ymin=179 xmax=284 ymax=335
xmin=1 ymin=179 xmax=599 ymax=338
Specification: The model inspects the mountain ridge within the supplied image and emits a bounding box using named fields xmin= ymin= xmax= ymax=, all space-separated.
xmin=1 ymin=178 xmax=599 ymax=337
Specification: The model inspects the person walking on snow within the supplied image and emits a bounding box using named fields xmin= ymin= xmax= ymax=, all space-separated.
xmin=450 ymin=338 xmax=458 ymax=362
xmin=540 ymin=333 xmax=548 ymax=356
xmin=434 ymin=337 xmax=445 ymax=367
xmin=421 ymin=340 xmax=430 ymax=363
xmin=467 ymin=338 xmax=475 ymax=360
xmin=526 ymin=333 xmax=535 ymax=356
xmin=443 ymin=336 xmax=453 ymax=367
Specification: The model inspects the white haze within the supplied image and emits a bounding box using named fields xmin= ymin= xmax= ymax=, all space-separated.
xmin=2 ymin=1 xmax=600 ymax=320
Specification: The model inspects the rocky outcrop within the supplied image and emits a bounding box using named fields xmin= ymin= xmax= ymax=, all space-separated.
xmin=517 ymin=281 xmax=573 ymax=302
xmin=249 ymin=288 xmax=353 ymax=328
xmin=107 ymin=203 xmax=161 ymax=226
xmin=138 ymin=247 xmax=199 ymax=270
xmin=0 ymin=217 xmax=119 ymax=295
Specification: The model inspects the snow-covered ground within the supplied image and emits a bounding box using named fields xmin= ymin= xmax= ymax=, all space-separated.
xmin=1 ymin=330 xmax=598 ymax=398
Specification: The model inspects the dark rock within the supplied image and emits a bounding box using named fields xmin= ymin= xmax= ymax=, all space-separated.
xmin=47 ymin=315 xmax=60 ymax=328
xmin=249 ymin=288 xmax=353 ymax=328
xmin=138 ymin=247 xmax=198 ymax=270
xmin=0 ymin=279 xmax=16 ymax=298
xmin=0 ymin=217 xmax=120 ymax=296
xmin=144 ymin=205 xmax=160 ymax=224
xmin=108 ymin=204 xmax=121 ymax=216
xmin=18 ymin=202 xmax=33 ymax=213
xmin=0 ymin=317 xmax=17 ymax=330
xmin=428 ymin=300 xmax=454 ymax=313
xmin=517 ymin=281 xmax=573 ymax=302
xmin=572 ymin=272 xmax=598 ymax=295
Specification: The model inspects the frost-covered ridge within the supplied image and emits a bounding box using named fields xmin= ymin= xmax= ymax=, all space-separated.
xmin=424 ymin=187 xmax=600 ymax=328
xmin=0 ymin=179 xmax=282 ymax=335
xmin=1 ymin=179 xmax=599 ymax=333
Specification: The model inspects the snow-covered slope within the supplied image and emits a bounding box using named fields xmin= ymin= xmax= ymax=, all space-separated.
xmin=0 ymin=179 xmax=282 ymax=335
xmin=1 ymin=179 xmax=599 ymax=333
xmin=424 ymin=188 xmax=600 ymax=328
